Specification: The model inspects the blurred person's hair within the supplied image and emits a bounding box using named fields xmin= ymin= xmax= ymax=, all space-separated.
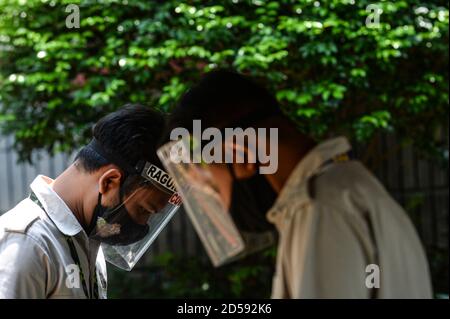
xmin=161 ymin=69 xmax=284 ymax=143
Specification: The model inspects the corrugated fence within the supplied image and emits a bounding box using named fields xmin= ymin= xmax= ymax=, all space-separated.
xmin=0 ymin=133 xmax=448 ymax=272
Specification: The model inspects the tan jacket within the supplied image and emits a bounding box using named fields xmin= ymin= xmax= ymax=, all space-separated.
xmin=0 ymin=175 xmax=107 ymax=299
xmin=267 ymin=137 xmax=432 ymax=298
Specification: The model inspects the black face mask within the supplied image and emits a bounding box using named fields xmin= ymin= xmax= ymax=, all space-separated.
xmin=88 ymin=193 xmax=149 ymax=246
xmin=228 ymin=165 xmax=277 ymax=233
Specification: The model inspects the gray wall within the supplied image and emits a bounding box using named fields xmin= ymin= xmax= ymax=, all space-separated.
xmin=0 ymin=135 xmax=72 ymax=212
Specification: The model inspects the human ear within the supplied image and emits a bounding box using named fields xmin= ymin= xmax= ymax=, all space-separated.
xmin=98 ymin=167 xmax=123 ymax=205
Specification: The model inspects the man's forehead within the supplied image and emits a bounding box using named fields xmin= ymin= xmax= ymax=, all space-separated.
xmin=137 ymin=184 xmax=171 ymax=202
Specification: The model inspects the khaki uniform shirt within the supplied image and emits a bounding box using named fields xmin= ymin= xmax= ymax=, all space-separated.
xmin=267 ymin=137 xmax=432 ymax=298
xmin=0 ymin=175 xmax=107 ymax=299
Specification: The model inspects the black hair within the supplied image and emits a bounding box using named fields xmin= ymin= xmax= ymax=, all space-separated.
xmin=161 ymin=69 xmax=283 ymax=144
xmin=75 ymin=104 xmax=165 ymax=174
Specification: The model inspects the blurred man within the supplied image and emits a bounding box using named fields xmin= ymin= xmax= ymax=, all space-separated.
xmin=0 ymin=105 xmax=180 ymax=298
xmin=157 ymin=70 xmax=432 ymax=298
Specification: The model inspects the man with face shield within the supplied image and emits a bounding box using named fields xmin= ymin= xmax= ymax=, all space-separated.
xmin=158 ymin=70 xmax=432 ymax=298
xmin=0 ymin=104 xmax=180 ymax=298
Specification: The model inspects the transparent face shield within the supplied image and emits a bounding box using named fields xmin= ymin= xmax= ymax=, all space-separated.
xmin=90 ymin=162 xmax=181 ymax=271
xmin=157 ymin=140 xmax=275 ymax=267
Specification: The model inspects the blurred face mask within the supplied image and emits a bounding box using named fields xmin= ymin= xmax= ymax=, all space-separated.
xmin=228 ymin=164 xmax=277 ymax=233
xmin=85 ymin=138 xmax=181 ymax=271
xmin=157 ymin=139 xmax=277 ymax=267
xmin=89 ymin=192 xmax=149 ymax=246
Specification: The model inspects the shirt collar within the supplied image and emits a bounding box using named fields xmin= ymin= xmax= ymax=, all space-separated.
xmin=267 ymin=136 xmax=351 ymax=224
xmin=30 ymin=175 xmax=84 ymax=237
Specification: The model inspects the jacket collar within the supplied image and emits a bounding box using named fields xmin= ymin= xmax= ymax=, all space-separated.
xmin=267 ymin=137 xmax=351 ymax=224
xmin=30 ymin=175 xmax=84 ymax=237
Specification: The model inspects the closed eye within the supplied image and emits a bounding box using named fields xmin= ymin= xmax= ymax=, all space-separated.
xmin=139 ymin=204 xmax=156 ymax=215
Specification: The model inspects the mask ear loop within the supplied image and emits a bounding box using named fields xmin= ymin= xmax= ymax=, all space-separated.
xmin=104 ymin=183 xmax=144 ymax=215
xmin=227 ymin=163 xmax=237 ymax=180
xmin=227 ymin=163 xmax=244 ymax=205
xmin=87 ymin=192 xmax=103 ymax=235
xmin=227 ymin=162 xmax=260 ymax=181
xmin=88 ymin=179 xmax=146 ymax=235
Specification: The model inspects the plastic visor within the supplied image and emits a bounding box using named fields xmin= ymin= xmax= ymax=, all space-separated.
xmin=157 ymin=140 xmax=251 ymax=267
xmin=94 ymin=163 xmax=182 ymax=271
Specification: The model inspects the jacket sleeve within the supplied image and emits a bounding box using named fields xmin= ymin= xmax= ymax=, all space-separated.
xmin=278 ymin=202 xmax=374 ymax=298
xmin=0 ymin=232 xmax=51 ymax=298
